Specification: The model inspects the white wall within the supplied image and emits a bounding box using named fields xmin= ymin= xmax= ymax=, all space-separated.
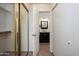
xmin=33 ymin=4 xmax=39 ymax=55
xmin=29 ymin=4 xmax=33 ymax=51
xmin=49 ymin=11 xmax=54 ymax=53
xmin=39 ymin=12 xmax=50 ymax=32
xmin=52 ymin=4 xmax=79 ymax=56
xmin=29 ymin=4 xmax=39 ymax=55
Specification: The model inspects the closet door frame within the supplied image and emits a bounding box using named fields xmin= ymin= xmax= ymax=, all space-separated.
xmin=15 ymin=3 xmax=29 ymax=56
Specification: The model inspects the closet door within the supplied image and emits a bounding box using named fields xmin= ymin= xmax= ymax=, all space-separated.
xmin=15 ymin=3 xmax=29 ymax=56
xmin=20 ymin=4 xmax=29 ymax=56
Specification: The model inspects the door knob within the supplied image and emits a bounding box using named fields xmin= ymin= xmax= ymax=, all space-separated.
xmin=32 ymin=34 xmax=37 ymax=36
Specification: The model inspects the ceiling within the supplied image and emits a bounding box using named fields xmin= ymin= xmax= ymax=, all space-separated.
xmin=25 ymin=3 xmax=55 ymax=12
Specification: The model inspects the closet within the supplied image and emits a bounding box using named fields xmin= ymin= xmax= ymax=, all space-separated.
xmin=0 ymin=4 xmax=15 ymax=56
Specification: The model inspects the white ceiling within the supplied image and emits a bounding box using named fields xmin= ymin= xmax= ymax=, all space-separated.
xmin=36 ymin=3 xmax=54 ymax=11
xmin=25 ymin=3 xmax=55 ymax=12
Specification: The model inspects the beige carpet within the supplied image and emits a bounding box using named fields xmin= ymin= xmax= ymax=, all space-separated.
xmin=38 ymin=43 xmax=50 ymax=56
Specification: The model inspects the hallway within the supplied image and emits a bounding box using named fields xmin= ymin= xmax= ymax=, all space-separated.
xmin=38 ymin=43 xmax=50 ymax=56
xmin=1 ymin=3 xmax=79 ymax=56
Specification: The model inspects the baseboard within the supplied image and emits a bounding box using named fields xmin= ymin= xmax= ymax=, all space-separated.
xmin=28 ymin=51 xmax=39 ymax=56
xmin=36 ymin=51 xmax=40 ymax=56
xmin=4 ymin=51 xmax=40 ymax=56
xmin=50 ymin=52 xmax=54 ymax=56
xmin=5 ymin=51 xmax=28 ymax=56
xmin=28 ymin=51 xmax=33 ymax=56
